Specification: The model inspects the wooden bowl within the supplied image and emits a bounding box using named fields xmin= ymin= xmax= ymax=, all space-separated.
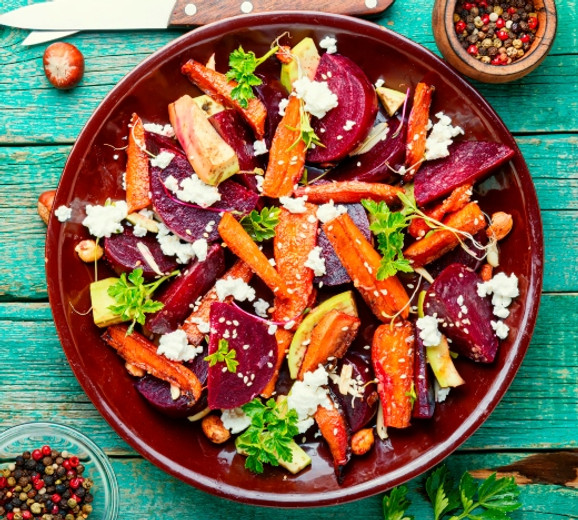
xmin=433 ymin=0 xmax=557 ymax=83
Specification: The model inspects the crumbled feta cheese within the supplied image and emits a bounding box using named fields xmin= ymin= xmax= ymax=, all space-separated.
xmin=164 ymin=173 xmax=221 ymax=208
xmin=293 ymin=77 xmax=339 ymax=119
xmin=416 ymin=315 xmax=442 ymax=347
xmin=491 ymin=320 xmax=510 ymax=340
xmin=156 ymin=223 xmax=198 ymax=264
xmin=191 ymin=238 xmax=208 ymax=262
xmin=375 ymin=78 xmax=385 ymax=88
xmin=82 ymin=201 xmax=128 ymax=238
xmin=253 ymin=139 xmax=268 ymax=156
xmin=55 ymin=205 xmax=72 ymax=223
xmin=477 ymin=272 xmax=519 ymax=319
xmin=253 ymin=298 xmax=270 ymax=318
xmin=121 ymin=171 xmax=127 ymax=191
xmin=157 ymin=329 xmax=203 ymax=362
xmin=434 ymin=380 xmax=451 ymax=403
xmin=215 ymin=276 xmax=256 ymax=302
xmin=287 ymin=366 xmax=332 ymax=433
xmin=143 ymin=123 xmax=175 ymax=137
xmin=187 ymin=317 xmax=210 ymax=334
xmin=343 ymin=120 xmax=356 ymax=131
xmin=220 ymin=407 xmax=251 ymax=434
xmin=424 ymin=112 xmax=464 ymax=161
xmin=278 ymin=98 xmax=289 ymax=116
xmin=279 ymin=195 xmax=308 ymax=214
xmin=150 ymin=151 xmax=175 ymax=169
xmin=255 ymin=174 xmax=264 ymax=193
xmin=316 ymin=201 xmax=347 ymax=223
xmin=304 ymin=246 xmax=326 ymax=277
xmin=133 ymin=223 xmax=148 ymax=237
xmin=319 ymin=35 xmax=337 ymax=54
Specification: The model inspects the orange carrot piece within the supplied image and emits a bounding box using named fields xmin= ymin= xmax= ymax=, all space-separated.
xmin=294 ymin=181 xmax=404 ymax=205
xmin=218 ymin=212 xmax=290 ymax=298
xmin=261 ymin=329 xmax=293 ymax=398
xmin=403 ymin=201 xmax=486 ymax=267
xmin=262 ymin=96 xmax=306 ymax=198
xmin=181 ymin=59 xmax=267 ymax=139
xmin=372 ymin=321 xmax=415 ymax=429
xmin=408 ymin=183 xmax=473 ymax=238
xmin=125 ymin=113 xmax=151 ymax=213
xmin=323 ymin=213 xmax=410 ymax=321
xmin=103 ymin=324 xmax=202 ymax=404
xmin=404 ymin=82 xmax=435 ymax=181
xmin=298 ymin=310 xmax=360 ymax=380
xmin=272 ymin=204 xmax=318 ymax=328
xmin=181 ymin=260 xmax=253 ymax=346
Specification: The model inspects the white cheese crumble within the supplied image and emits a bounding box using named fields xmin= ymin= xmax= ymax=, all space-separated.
xmin=253 ymin=298 xmax=270 ymax=318
xmin=316 ymin=201 xmax=347 ymax=223
xmin=215 ymin=276 xmax=256 ymax=302
xmin=304 ymin=246 xmax=326 ymax=276
xmin=82 ymin=200 xmax=128 ymax=238
xmin=477 ymin=272 xmax=519 ymax=319
xmin=375 ymin=78 xmax=385 ymax=88
xmin=287 ymin=366 xmax=332 ymax=433
xmin=343 ymin=120 xmax=356 ymax=131
xmin=255 ymin=174 xmax=264 ymax=193
xmin=164 ymin=173 xmax=221 ymax=208
xmin=434 ymin=380 xmax=451 ymax=403
xmin=143 ymin=123 xmax=175 ymax=137
xmin=319 ymin=35 xmax=337 ymax=54
xmin=132 ymin=223 xmax=148 ymax=237
xmin=54 ymin=205 xmax=72 ymax=223
xmin=279 ymin=195 xmax=308 ymax=214
xmin=253 ymin=139 xmax=268 ymax=156
xmin=491 ymin=320 xmax=510 ymax=340
xmin=220 ymin=407 xmax=251 ymax=434
xmin=278 ymin=98 xmax=289 ymax=116
xmin=187 ymin=317 xmax=210 ymax=334
xmin=416 ymin=315 xmax=442 ymax=347
xmin=157 ymin=329 xmax=203 ymax=362
xmin=293 ymin=77 xmax=339 ymax=119
xmin=191 ymin=238 xmax=208 ymax=262
xmin=156 ymin=223 xmax=198 ymax=264
xmin=150 ymin=151 xmax=175 ymax=169
xmin=424 ymin=112 xmax=464 ymax=161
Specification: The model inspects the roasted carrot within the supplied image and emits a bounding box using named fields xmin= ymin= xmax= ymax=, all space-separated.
xmin=372 ymin=321 xmax=415 ymax=429
xmin=181 ymin=59 xmax=267 ymax=139
xmin=323 ymin=213 xmax=410 ymax=321
xmin=103 ymin=324 xmax=202 ymax=404
xmin=261 ymin=329 xmax=293 ymax=398
xmin=218 ymin=212 xmax=290 ymax=298
xmin=181 ymin=260 xmax=253 ymax=346
xmin=262 ymin=95 xmax=307 ymax=198
xmin=125 ymin=113 xmax=151 ymax=213
xmin=404 ymin=82 xmax=435 ymax=181
xmin=408 ymin=183 xmax=473 ymax=238
xmin=403 ymin=201 xmax=486 ymax=267
xmin=293 ymin=181 xmax=403 ymax=205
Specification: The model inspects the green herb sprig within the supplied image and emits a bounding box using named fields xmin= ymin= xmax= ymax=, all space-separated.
xmin=237 ymin=398 xmax=299 ymax=474
xmin=204 ymin=338 xmax=238 ymax=373
xmin=288 ymin=98 xmax=324 ymax=150
xmin=241 ymin=207 xmax=281 ymax=242
xmin=383 ymin=485 xmax=414 ymax=520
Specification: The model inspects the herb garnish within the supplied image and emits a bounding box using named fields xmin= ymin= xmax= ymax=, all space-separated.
xmin=288 ymin=98 xmax=324 ymax=150
xmin=237 ymin=397 xmax=299 ymax=474
xmin=226 ymin=45 xmax=279 ymax=108
xmin=107 ymin=268 xmax=176 ymax=335
xmin=382 ymin=485 xmax=414 ymax=520
xmin=241 ymin=206 xmax=281 ymax=242
xmin=204 ymin=338 xmax=238 ymax=373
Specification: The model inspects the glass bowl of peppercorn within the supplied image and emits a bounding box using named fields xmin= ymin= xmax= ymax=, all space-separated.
xmin=0 ymin=422 xmax=119 ymax=520
xmin=432 ymin=0 xmax=557 ymax=82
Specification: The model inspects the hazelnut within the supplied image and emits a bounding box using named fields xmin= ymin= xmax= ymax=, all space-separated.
xmin=201 ymin=415 xmax=231 ymax=444
xmin=37 ymin=190 xmax=56 ymax=225
xmin=74 ymin=239 xmax=103 ymax=263
xmin=351 ymin=428 xmax=375 ymax=456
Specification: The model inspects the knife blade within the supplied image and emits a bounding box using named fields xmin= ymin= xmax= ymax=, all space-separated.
xmin=22 ymin=30 xmax=78 ymax=46
xmin=1 ymin=0 xmax=394 ymax=32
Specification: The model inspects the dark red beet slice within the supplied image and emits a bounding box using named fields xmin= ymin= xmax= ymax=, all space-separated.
xmin=104 ymin=228 xmax=179 ymax=279
xmin=423 ymin=263 xmax=498 ymax=363
xmin=144 ymin=130 xmax=184 ymax=156
xmin=150 ymin=149 xmax=258 ymax=242
xmin=207 ymin=302 xmax=277 ymax=409
xmin=255 ymin=74 xmax=286 ymax=147
xmin=412 ymin=329 xmax=435 ymax=419
xmin=315 ymin=204 xmax=371 ymax=286
xmin=146 ymin=244 xmax=225 ymax=335
xmin=307 ymin=54 xmax=378 ymax=163
xmin=414 ymin=141 xmax=515 ymax=206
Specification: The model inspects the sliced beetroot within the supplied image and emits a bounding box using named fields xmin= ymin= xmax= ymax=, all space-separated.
xmin=150 ymin=149 xmax=258 ymax=242
xmin=104 ymin=228 xmax=179 ymax=279
xmin=315 ymin=204 xmax=371 ymax=286
xmin=255 ymin=74 xmax=286 ymax=147
xmin=423 ymin=263 xmax=498 ymax=363
xmin=144 ymin=131 xmax=184 ymax=156
xmin=146 ymin=244 xmax=225 ymax=335
xmin=414 ymin=141 xmax=515 ymax=206
xmin=207 ymin=302 xmax=277 ymax=409
xmin=412 ymin=330 xmax=435 ymax=419
xmin=307 ymin=54 xmax=378 ymax=163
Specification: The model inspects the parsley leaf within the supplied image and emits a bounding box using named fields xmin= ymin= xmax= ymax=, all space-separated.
xmin=241 ymin=207 xmax=281 ymax=242
xmin=382 ymin=485 xmax=414 ymax=520
xmin=204 ymin=338 xmax=239 ymax=373
xmin=237 ymin=397 xmax=299 ymax=474
xmin=287 ymin=98 xmax=324 ymax=150
xmin=426 ymin=465 xmax=461 ymax=520
xmin=107 ymin=268 xmax=177 ymax=335
xmin=226 ymin=45 xmax=279 ymax=108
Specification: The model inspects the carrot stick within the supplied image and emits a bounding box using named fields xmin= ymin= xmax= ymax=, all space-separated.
xmin=403 ymin=201 xmax=486 ymax=267
xmin=262 ymin=96 xmax=307 ymax=198
xmin=218 ymin=212 xmax=290 ymax=298
xmin=323 ymin=213 xmax=410 ymax=321
xmin=404 ymin=82 xmax=435 ymax=181
xmin=314 ymin=397 xmax=350 ymax=481
xmin=125 ymin=113 xmax=151 ymax=213
xmin=261 ymin=329 xmax=293 ymax=398
xmin=294 ymin=181 xmax=403 ymax=205
xmin=102 ymin=324 xmax=202 ymax=404
xmin=181 ymin=59 xmax=267 ymax=139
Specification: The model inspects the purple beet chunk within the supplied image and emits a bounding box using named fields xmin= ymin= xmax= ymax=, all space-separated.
xmin=207 ymin=302 xmax=277 ymax=410
xmin=146 ymin=244 xmax=225 ymax=335
xmin=307 ymin=54 xmax=378 ymax=163
xmin=329 ymin=352 xmax=378 ymax=433
xmin=424 ymin=263 xmax=498 ymax=363
xmin=255 ymin=74 xmax=286 ymax=147
xmin=412 ymin=329 xmax=435 ymax=419
xmin=150 ymin=149 xmax=258 ymax=242
xmin=104 ymin=228 xmax=179 ymax=279
xmin=315 ymin=204 xmax=371 ymax=286
xmin=144 ymin=130 xmax=184 ymax=156
xmin=414 ymin=141 xmax=515 ymax=206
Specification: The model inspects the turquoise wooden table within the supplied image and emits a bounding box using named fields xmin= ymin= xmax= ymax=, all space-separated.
xmin=1 ymin=0 xmax=576 ymax=518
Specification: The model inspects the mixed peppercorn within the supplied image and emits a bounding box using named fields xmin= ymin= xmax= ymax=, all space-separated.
xmin=454 ymin=0 xmax=539 ymax=65
xmin=0 ymin=446 xmax=94 ymax=520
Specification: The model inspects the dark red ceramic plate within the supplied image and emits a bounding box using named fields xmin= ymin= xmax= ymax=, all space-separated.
xmin=46 ymin=12 xmax=543 ymax=507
